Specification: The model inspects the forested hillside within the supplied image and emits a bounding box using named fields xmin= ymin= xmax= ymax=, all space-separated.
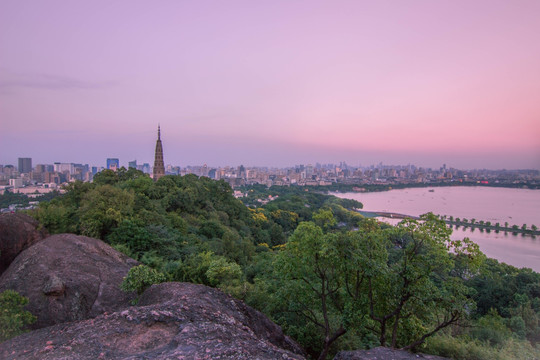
xmin=30 ymin=170 xmax=540 ymax=359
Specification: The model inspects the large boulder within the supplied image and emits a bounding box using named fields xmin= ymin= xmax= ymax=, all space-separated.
xmin=0 ymin=213 xmax=48 ymax=274
xmin=0 ymin=233 xmax=138 ymax=329
xmin=334 ymin=347 xmax=449 ymax=360
xmin=0 ymin=282 xmax=305 ymax=359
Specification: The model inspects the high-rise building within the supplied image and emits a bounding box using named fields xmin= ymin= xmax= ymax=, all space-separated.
xmin=107 ymin=158 xmax=119 ymax=171
xmin=141 ymin=163 xmax=151 ymax=174
xmin=54 ymin=162 xmax=74 ymax=175
xmin=35 ymin=164 xmax=54 ymax=173
xmin=153 ymin=125 xmax=165 ymax=181
xmin=128 ymin=160 xmax=137 ymax=169
xmin=18 ymin=158 xmax=32 ymax=173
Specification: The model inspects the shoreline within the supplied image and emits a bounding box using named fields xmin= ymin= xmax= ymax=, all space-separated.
xmin=358 ymin=210 xmax=540 ymax=237
xmin=327 ymin=181 xmax=540 ymax=194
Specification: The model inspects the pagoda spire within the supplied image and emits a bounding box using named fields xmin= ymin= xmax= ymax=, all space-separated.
xmin=153 ymin=125 xmax=165 ymax=181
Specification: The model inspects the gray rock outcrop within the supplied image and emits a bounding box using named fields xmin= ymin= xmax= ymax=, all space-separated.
xmin=0 ymin=282 xmax=305 ymax=360
xmin=0 ymin=233 xmax=138 ymax=329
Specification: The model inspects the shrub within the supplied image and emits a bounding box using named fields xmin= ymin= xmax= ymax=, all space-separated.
xmin=0 ymin=290 xmax=36 ymax=342
xmin=121 ymin=265 xmax=166 ymax=296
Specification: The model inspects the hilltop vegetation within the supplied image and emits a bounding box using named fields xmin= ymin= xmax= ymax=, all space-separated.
xmin=29 ymin=169 xmax=540 ymax=359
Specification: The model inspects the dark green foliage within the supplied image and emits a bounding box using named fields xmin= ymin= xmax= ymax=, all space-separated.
xmin=0 ymin=290 xmax=36 ymax=342
xmin=466 ymin=258 xmax=540 ymax=342
xmin=29 ymin=176 xmax=540 ymax=358
xmin=257 ymin=214 xmax=483 ymax=359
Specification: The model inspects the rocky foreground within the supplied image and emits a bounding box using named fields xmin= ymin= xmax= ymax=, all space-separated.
xmin=0 ymin=213 xmax=447 ymax=359
xmin=0 ymin=233 xmax=138 ymax=329
xmin=0 ymin=282 xmax=305 ymax=360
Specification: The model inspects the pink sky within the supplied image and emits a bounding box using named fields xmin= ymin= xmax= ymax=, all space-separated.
xmin=1 ymin=0 xmax=539 ymax=169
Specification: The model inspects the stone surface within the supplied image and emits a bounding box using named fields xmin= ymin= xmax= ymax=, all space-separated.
xmin=334 ymin=347 xmax=449 ymax=360
xmin=0 ymin=282 xmax=305 ymax=360
xmin=0 ymin=213 xmax=48 ymax=274
xmin=0 ymin=233 xmax=138 ymax=329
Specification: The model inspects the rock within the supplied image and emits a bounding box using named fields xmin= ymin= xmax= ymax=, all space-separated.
xmin=0 ymin=282 xmax=306 ymax=360
xmin=138 ymin=282 xmax=305 ymax=356
xmin=0 ymin=213 xmax=48 ymax=274
xmin=0 ymin=233 xmax=138 ymax=329
xmin=41 ymin=274 xmax=65 ymax=296
xmin=334 ymin=347 xmax=449 ymax=360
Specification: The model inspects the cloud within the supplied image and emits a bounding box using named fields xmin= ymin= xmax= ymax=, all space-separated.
xmin=0 ymin=69 xmax=116 ymax=92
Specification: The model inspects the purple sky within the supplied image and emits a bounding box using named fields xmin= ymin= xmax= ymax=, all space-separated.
xmin=1 ymin=0 xmax=539 ymax=169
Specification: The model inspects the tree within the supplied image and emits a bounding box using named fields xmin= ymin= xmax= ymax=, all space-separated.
xmin=205 ymin=256 xmax=243 ymax=287
xmin=366 ymin=214 xmax=481 ymax=350
xmin=273 ymin=220 xmax=386 ymax=359
xmin=78 ymin=185 xmax=135 ymax=239
xmin=274 ymin=222 xmax=345 ymax=360
xmin=312 ymin=209 xmax=337 ymax=230
xmin=0 ymin=290 xmax=36 ymax=341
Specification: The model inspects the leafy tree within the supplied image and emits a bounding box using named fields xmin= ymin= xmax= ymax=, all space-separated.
xmin=269 ymin=209 xmax=299 ymax=233
xmin=92 ymin=169 xmax=120 ymax=186
xmin=33 ymin=201 xmax=75 ymax=234
xmin=107 ymin=220 xmax=152 ymax=258
xmin=367 ymin=214 xmax=481 ymax=350
xmin=78 ymin=185 xmax=135 ymax=239
xmin=206 ymin=256 xmax=243 ymax=287
xmin=312 ymin=209 xmax=337 ymax=230
xmin=273 ymin=221 xmax=347 ymax=359
xmin=272 ymin=219 xmax=386 ymax=359
xmin=0 ymin=290 xmax=36 ymax=342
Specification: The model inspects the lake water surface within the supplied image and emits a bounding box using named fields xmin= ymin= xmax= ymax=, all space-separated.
xmin=336 ymin=187 xmax=540 ymax=271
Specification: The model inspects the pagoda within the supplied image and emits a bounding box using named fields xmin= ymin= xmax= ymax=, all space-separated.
xmin=153 ymin=125 xmax=165 ymax=181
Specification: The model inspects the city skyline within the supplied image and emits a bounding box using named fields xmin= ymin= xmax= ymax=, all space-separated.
xmin=1 ymin=1 xmax=539 ymax=170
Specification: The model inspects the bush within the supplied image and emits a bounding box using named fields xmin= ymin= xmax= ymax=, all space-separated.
xmin=0 ymin=290 xmax=36 ymax=342
xmin=470 ymin=310 xmax=511 ymax=346
xmin=425 ymin=335 xmax=503 ymax=360
xmin=121 ymin=265 xmax=166 ymax=296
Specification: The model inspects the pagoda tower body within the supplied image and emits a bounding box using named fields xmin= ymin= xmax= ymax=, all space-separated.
xmin=153 ymin=125 xmax=165 ymax=181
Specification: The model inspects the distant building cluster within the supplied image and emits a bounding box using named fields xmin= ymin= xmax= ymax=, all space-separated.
xmin=2 ymin=158 xmax=538 ymax=195
xmin=176 ymin=162 xmax=540 ymax=189
xmin=2 ymin=127 xmax=539 ymax=194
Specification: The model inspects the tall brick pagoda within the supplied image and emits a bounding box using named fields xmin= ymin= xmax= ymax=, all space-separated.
xmin=153 ymin=125 xmax=165 ymax=181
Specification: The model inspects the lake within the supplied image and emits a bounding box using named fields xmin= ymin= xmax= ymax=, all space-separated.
xmin=335 ymin=187 xmax=540 ymax=271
